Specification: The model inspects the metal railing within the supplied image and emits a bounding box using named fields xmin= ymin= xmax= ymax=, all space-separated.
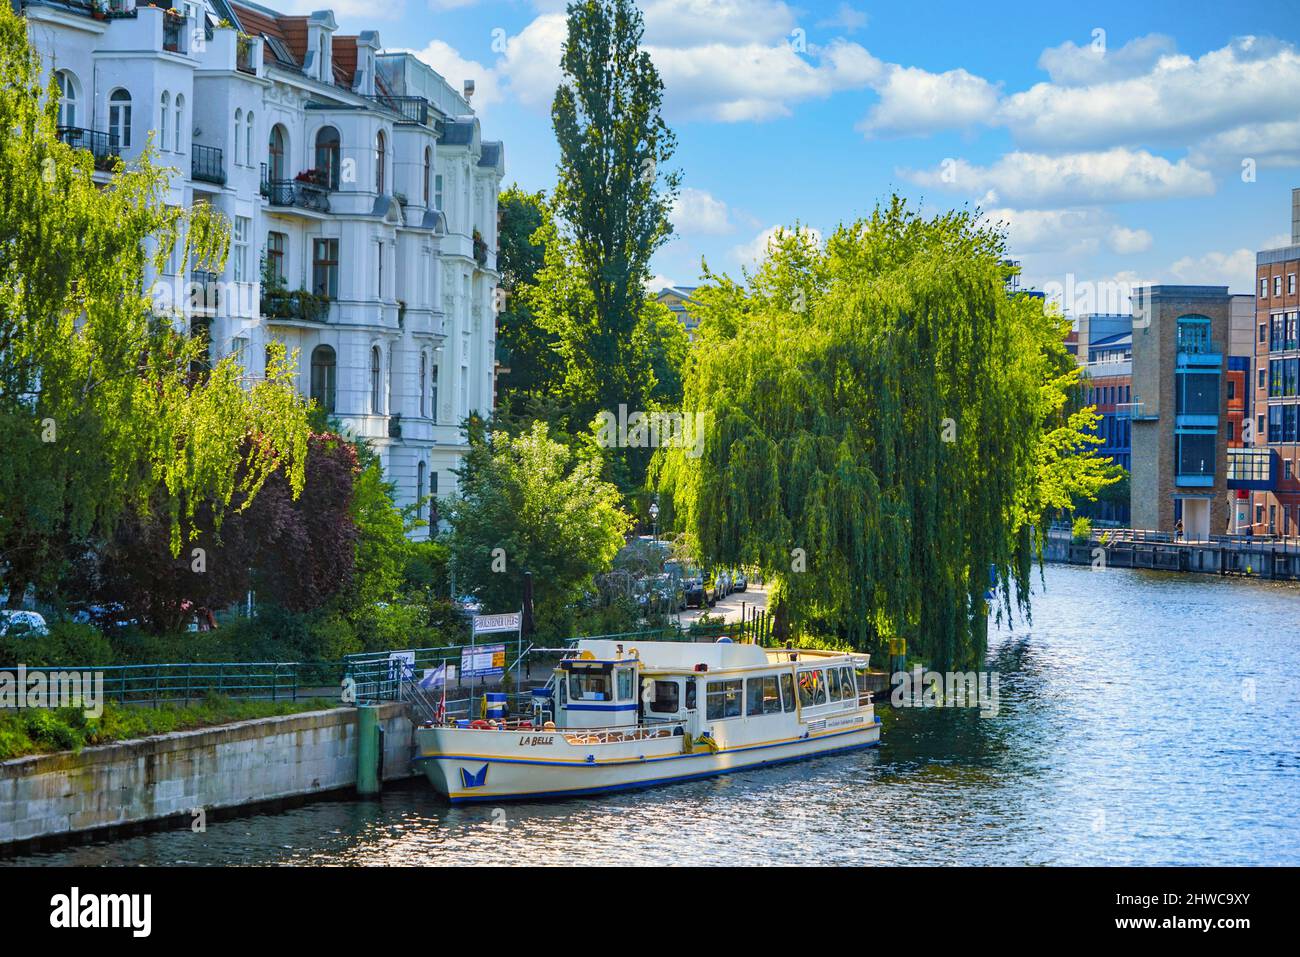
xmin=56 ymin=125 xmax=120 ymax=167
xmin=0 ymin=661 xmax=302 ymax=707
xmin=191 ymin=143 xmax=225 ymax=184
xmin=263 ymin=177 xmax=330 ymax=212
xmin=365 ymin=94 xmax=429 ymax=125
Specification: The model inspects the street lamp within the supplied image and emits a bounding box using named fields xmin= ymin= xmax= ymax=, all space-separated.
xmin=649 ymin=501 xmax=659 ymax=544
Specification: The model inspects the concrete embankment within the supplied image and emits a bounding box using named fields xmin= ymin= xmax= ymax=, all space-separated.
xmin=0 ymin=703 xmax=415 ymax=847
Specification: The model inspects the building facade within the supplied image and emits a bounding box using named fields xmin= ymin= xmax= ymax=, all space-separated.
xmin=21 ymin=0 xmax=504 ymax=537
xmin=1244 ymin=189 xmax=1300 ymax=536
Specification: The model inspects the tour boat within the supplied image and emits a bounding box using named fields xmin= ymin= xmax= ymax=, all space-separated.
xmin=414 ymin=638 xmax=881 ymax=803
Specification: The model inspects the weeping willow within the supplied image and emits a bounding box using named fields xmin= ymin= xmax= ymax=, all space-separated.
xmin=653 ymin=198 xmax=1117 ymax=670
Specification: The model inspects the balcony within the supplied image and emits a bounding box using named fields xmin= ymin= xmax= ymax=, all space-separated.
xmin=191 ymin=144 xmax=225 ymax=185
xmin=261 ymin=289 xmax=330 ymax=323
xmin=261 ymin=165 xmax=331 ymax=213
xmin=1117 ymin=401 xmax=1158 ymax=421
xmin=236 ymin=35 xmax=257 ymax=75
xmin=163 ymin=12 xmax=185 ymax=53
xmin=364 ymin=94 xmax=430 ymax=126
xmin=57 ymin=126 xmax=119 ymax=170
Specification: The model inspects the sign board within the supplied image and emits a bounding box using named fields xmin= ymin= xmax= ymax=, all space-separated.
xmin=387 ymin=651 xmax=415 ymax=681
xmin=472 ymin=612 xmax=521 ymax=636
xmin=461 ymin=643 xmax=506 ymax=679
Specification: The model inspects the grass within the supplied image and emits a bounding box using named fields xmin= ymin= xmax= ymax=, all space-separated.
xmin=0 ymin=694 xmax=339 ymax=761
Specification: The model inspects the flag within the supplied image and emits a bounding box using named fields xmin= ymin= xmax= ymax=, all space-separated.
xmin=419 ymin=662 xmax=446 ymax=691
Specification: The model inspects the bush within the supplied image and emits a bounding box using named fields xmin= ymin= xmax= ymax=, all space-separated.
xmin=1071 ymin=516 xmax=1093 ymax=543
xmin=0 ymin=620 xmax=114 ymax=668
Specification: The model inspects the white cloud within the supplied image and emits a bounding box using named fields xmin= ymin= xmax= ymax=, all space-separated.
xmin=1000 ymin=36 xmax=1300 ymax=150
xmin=731 ymin=224 xmax=822 ymax=266
xmin=905 ymin=148 xmax=1214 ymax=206
xmin=1188 ymin=120 xmax=1300 ymax=171
xmin=1037 ymin=33 xmax=1176 ymax=86
xmin=671 ymin=188 xmax=734 ymax=235
xmin=639 ymin=0 xmax=798 ymax=47
xmin=406 ymin=40 xmax=502 ymax=112
xmin=858 ymin=65 xmax=999 ymax=137
xmin=496 ymin=13 xmax=569 ymax=110
xmin=646 ymin=273 xmax=679 ymax=292
xmin=816 ymin=3 xmax=869 ymax=34
xmin=1108 ymin=226 xmax=1153 ymax=254
xmin=984 ymin=207 xmax=1111 ymax=258
xmin=1169 ymin=248 xmax=1257 ymax=290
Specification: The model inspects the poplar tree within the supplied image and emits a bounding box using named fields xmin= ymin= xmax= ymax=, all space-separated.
xmin=0 ymin=5 xmax=310 ymax=605
xmin=654 ymin=198 xmax=1119 ymax=670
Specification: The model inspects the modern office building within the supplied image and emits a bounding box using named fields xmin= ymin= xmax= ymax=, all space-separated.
xmin=1127 ymin=286 xmax=1258 ymax=539
xmin=19 ymin=0 xmax=505 ymax=537
xmin=1242 ymin=189 xmax=1300 ymax=536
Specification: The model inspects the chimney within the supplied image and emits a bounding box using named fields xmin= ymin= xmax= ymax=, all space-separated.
xmin=463 ymin=79 xmax=475 ymax=102
xmin=1292 ymin=186 xmax=1300 ymax=245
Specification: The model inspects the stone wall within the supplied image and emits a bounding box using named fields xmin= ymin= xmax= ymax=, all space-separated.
xmin=0 ymin=703 xmax=415 ymax=845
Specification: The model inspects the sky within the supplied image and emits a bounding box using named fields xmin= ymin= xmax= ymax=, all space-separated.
xmin=298 ymin=0 xmax=1300 ymax=306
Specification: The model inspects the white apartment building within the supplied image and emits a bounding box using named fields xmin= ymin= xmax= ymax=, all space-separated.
xmin=19 ymin=0 xmax=505 ymax=537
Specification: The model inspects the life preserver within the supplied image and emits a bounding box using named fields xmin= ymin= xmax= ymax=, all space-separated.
xmin=627 ymin=647 xmax=640 ymax=659
xmin=579 ymin=650 xmax=596 ymax=660
xmin=469 ymin=719 xmax=491 ymax=730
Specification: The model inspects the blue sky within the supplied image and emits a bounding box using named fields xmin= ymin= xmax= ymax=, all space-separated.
xmin=309 ymin=0 xmax=1300 ymax=304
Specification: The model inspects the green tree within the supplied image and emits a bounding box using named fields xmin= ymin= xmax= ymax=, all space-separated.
xmin=542 ymin=0 xmax=681 ymax=431
xmin=445 ymin=420 xmax=631 ymax=635
xmin=494 ymin=186 xmax=564 ymax=417
xmin=0 ymin=6 xmax=310 ymax=605
xmin=654 ymin=199 xmax=1118 ymax=669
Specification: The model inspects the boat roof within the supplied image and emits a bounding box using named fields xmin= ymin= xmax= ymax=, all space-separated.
xmin=571 ymin=639 xmax=863 ymax=673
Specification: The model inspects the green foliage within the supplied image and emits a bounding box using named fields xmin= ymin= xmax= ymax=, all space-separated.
xmin=655 ymin=198 xmax=1119 ymax=670
xmin=445 ymin=421 xmax=631 ymax=635
xmin=347 ymin=457 xmax=409 ymax=608
xmin=1072 ymin=516 xmax=1094 ymax=543
xmin=0 ymin=6 xmax=311 ymax=604
xmin=0 ymin=695 xmax=338 ymax=760
xmin=0 ymin=621 xmax=113 ymax=667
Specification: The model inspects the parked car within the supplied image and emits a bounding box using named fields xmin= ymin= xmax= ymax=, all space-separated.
xmin=682 ymin=567 xmax=716 ymax=608
xmin=0 ymin=610 xmax=49 ymax=638
xmin=733 ymin=570 xmax=747 ymax=592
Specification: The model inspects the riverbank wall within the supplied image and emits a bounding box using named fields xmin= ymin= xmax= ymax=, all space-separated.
xmin=0 ymin=703 xmax=415 ymax=847
xmin=1045 ymin=533 xmax=1300 ymax=579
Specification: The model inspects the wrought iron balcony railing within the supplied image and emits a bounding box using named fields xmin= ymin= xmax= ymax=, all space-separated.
xmin=57 ymin=126 xmax=120 ymax=169
xmin=364 ymin=94 xmax=430 ymax=125
xmin=191 ymin=143 xmax=225 ymax=184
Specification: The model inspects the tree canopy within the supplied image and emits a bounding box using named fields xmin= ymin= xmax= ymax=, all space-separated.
xmin=654 ymin=198 xmax=1119 ymax=669
xmin=0 ymin=4 xmax=311 ymax=605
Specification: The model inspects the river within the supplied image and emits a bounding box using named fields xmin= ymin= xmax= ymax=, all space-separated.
xmin=7 ymin=564 xmax=1299 ymax=866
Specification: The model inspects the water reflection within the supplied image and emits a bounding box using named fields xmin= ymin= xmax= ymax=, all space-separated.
xmin=6 ymin=565 xmax=1299 ymax=866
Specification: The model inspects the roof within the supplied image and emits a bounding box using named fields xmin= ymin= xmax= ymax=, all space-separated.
xmin=574 ymin=639 xmax=769 ymax=672
xmin=657 ymin=285 xmax=700 ymax=301
xmin=440 ymin=116 xmax=477 ymax=146
xmin=478 ymin=142 xmax=502 ymax=168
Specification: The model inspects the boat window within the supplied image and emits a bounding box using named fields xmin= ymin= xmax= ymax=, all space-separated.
xmin=797 ymin=669 xmax=827 ymax=707
xmin=780 ymin=673 xmax=795 ymax=711
xmin=616 ymin=667 xmax=635 ymax=702
xmin=746 ymin=675 xmax=783 ymax=716
xmin=840 ymin=666 xmax=858 ymax=700
xmin=568 ymin=670 xmax=611 ymax=701
xmin=706 ymin=679 xmax=743 ymax=720
xmin=647 ymin=679 xmax=680 ymax=714
xmin=826 ymin=667 xmax=841 ymax=701
xmin=684 ymin=678 xmax=697 ymax=711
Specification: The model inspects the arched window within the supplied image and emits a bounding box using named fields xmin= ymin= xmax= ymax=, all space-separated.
xmin=419 ymin=351 xmax=428 ymax=417
xmin=375 ymin=130 xmax=386 ymax=193
xmin=108 ymin=89 xmax=132 ymax=149
xmin=160 ymin=92 xmax=169 ymax=151
xmin=268 ymin=124 xmax=287 ymax=181
xmin=315 ymin=126 xmax=340 ymax=190
xmin=423 ymin=147 xmax=432 ymax=205
xmin=174 ymin=94 xmax=184 ymax=152
xmin=310 ymin=345 xmax=337 ymax=413
xmin=245 ymin=111 xmax=254 ymax=167
xmin=234 ymin=108 xmax=242 ymax=166
xmin=55 ymin=71 xmax=77 ymax=128
xmin=370 ymin=345 xmax=382 ymax=414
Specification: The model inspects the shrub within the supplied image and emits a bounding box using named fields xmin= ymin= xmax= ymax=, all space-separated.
xmin=1071 ymin=516 xmax=1093 ymax=543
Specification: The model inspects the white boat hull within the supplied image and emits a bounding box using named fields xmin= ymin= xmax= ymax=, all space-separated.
xmin=415 ymin=713 xmax=882 ymax=803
